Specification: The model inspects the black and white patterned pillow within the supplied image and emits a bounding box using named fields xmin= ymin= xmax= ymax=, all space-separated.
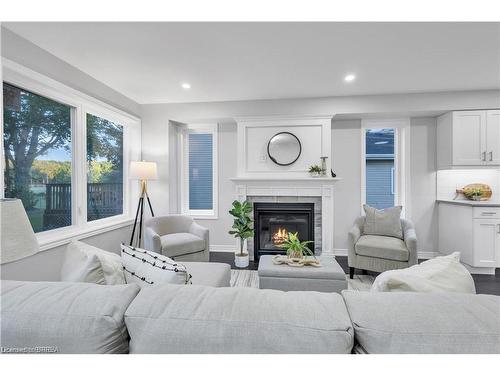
xmin=120 ymin=244 xmax=192 ymax=286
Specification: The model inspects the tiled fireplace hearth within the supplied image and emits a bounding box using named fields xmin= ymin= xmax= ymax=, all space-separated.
xmin=230 ymin=177 xmax=340 ymax=260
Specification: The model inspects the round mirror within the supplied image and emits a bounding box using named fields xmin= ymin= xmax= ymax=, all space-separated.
xmin=267 ymin=132 xmax=302 ymax=166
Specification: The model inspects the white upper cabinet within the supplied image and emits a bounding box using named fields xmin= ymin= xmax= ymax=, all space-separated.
xmin=486 ymin=110 xmax=500 ymax=165
xmin=437 ymin=110 xmax=500 ymax=169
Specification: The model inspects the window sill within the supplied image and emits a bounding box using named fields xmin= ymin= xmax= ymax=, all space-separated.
xmin=36 ymin=216 xmax=135 ymax=252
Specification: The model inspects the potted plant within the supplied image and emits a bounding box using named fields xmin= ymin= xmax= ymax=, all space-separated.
xmin=279 ymin=232 xmax=314 ymax=261
xmin=229 ymin=200 xmax=254 ymax=268
xmin=308 ymin=164 xmax=323 ymax=177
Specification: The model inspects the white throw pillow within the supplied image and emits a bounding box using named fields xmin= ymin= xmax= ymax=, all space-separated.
xmin=62 ymin=241 xmax=126 ymax=285
xmin=371 ymin=252 xmax=476 ymax=293
xmin=120 ymin=244 xmax=192 ymax=287
xmin=363 ymin=204 xmax=403 ymax=239
xmin=60 ymin=251 xmax=106 ymax=284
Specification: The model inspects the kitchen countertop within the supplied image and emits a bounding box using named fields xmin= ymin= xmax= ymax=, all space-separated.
xmin=436 ymin=199 xmax=500 ymax=207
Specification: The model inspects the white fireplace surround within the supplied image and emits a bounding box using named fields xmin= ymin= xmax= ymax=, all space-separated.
xmin=231 ymin=177 xmax=341 ymax=257
xmin=231 ymin=115 xmax=341 ymax=257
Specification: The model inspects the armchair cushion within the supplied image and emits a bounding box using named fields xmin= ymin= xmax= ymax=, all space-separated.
xmin=160 ymin=233 xmax=205 ymax=258
xmin=355 ymin=235 xmax=409 ymax=262
xmin=363 ymin=205 xmax=403 ymax=239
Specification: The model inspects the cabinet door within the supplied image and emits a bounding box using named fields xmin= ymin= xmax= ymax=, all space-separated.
xmin=486 ymin=110 xmax=500 ymax=165
xmin=473 ymin=219 xmax=499 ymax=267
xmin=452 ymin=111 xmax=486 ymax=165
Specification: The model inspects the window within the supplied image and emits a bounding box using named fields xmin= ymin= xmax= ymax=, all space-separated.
xmin=181 ymin=124 xmax=218 ymax=218
xmin=3 ymin=83 xmax=72 ymax=232
xmin=361 ymin=119 xmax=410 ymax=216
xmin=365 ymin=128 xmax=395 ymax=209
xmin=86 ymin=113 xmax=124 ymax=221
xmin=1 ymin=61 xmax=141 ymax=248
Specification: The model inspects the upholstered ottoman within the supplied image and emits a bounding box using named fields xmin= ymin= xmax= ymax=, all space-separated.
xmin=258 ymin=255 xmax=348 ymax=293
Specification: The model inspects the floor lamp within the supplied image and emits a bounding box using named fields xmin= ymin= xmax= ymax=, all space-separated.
xmin=129 ymin=161 xmax=157 ymax=247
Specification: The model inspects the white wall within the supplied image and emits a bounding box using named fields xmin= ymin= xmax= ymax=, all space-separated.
xmin=410 ymin=118 xmax=438 ymax=255
xmin=140 ymin=89 xmax=499 ymax=256
xmin=331 ymin=120 xmax=362 ymax=250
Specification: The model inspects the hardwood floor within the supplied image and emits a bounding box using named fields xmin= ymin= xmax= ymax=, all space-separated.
xmin=210 ymin=252 xmax=500 ymax=295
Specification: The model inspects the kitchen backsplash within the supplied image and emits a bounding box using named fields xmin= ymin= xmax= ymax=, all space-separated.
xmin=436 ymin=169 xmax=500 ymax=201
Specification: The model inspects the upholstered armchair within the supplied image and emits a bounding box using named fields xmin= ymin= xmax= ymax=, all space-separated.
xmin=347 ymin=216 xmax=417 ymax=279
xmin=144 ymin=215 xmax=209 ymax=262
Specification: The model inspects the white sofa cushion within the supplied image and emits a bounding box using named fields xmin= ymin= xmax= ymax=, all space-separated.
xmin=60 ymin=249 xmax=106 ymax=284
xmin=125 ymin=284 xmax=354 ymax=354
xmin=1 ymin=280 xmax=140 ymax=353
xmin=120 ymin=244 xmax=192 ymax=286
xmin=371 ymin=252 xmax=476 ymax=293
xmin=363 ymin=204 xmax=403 ymax=239
xmin=61 ymin=241 xmax=125 ymax=285
xmin=342 ymin=290 xmax=500 ymax=354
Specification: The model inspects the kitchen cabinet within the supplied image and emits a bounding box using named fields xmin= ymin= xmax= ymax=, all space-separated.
xmin=437 ymin=110 xmax=500 ymax=169
xmin=438 ymin=201 xmax=500 ymax=273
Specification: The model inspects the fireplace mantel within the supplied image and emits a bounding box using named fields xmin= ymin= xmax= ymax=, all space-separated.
xmin=231 ymin=176 xmax=341 ymax=257
xmin=230 ymin=177 xmax=342 ymax=183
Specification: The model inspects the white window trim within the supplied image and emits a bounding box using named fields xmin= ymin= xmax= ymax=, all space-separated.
xmin=360 ymin=118 xmax=411 ymax=218
xmin=1 ymin=58 xmax=141 ymax=251
xmin=179 ymin=123 xmax=218 ymax=219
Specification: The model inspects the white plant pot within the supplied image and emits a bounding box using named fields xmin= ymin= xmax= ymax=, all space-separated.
xmin=235 ymin=253 xmax=249 ymax=268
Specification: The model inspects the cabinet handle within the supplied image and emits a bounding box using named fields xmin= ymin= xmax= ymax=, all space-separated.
xmin=490 ymin=151 xmax=493 ymax=161
xmin=481 ymin=212 xmax=497 ymax=215
xmin=482 ymin=151 xmax=486 ymax=161
xmin=497 ymin=224 xmax=500 ymax=234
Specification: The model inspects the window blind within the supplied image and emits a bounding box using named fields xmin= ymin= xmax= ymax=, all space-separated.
xmin=188 ymin=133 xmax=213 ymax=210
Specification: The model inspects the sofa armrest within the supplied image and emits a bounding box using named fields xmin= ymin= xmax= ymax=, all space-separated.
xmin=144 ymin=227 xmax=162 ymax=252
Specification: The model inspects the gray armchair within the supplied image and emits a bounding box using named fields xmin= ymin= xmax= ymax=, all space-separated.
xmin=144 ymin=215 xmax=209 ymax=262
xmin=347 ymin=216 xmax=417 ymax=279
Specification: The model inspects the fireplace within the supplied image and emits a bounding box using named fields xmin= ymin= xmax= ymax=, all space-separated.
xmin=253 ymin=202 xmax=315 ymax=261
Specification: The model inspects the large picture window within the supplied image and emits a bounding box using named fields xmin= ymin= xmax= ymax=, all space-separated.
xmin=181 ymin=124 xmax=218 ymax=218
xmin=3 ymin=83 xmax=72 ymax=232
xmin=1 ymin=62 xmax=141 ymax=249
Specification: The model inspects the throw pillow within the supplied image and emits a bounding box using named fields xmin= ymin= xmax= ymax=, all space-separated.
xmin=371 ymin=252 xmax=476 ymax=293
xmin=363 ymin=204 xmax=403 ymax=239
xmin=60 ymin=251 xmax=106 ymax=284
xmin=120 ymin=244 xmax=192 ymax=287
xmin=64 ymin=241 xmax=126 ymax=284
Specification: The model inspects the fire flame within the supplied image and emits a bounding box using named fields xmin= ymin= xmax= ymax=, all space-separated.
xmin=272 ymin=228 xmax=288 ymax=245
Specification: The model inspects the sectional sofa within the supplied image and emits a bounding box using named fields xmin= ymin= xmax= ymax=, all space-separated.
xmin=1 ymin=280 xmax=499 ymax=354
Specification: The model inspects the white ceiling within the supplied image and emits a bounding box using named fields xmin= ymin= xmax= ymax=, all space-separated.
xmin=3 ymin=22 xmax=500 ymax=104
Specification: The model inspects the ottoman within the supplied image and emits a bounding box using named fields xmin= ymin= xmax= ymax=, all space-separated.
xmin=258 ymin=255 xmax=348 ymax=293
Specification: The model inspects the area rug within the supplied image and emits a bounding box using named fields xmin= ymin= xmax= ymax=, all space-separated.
xmin=230 ymin=269 xmax=374 ymax=291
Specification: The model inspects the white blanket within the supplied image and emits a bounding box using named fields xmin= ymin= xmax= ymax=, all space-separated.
xmin=371 ymin=252 xmax=476 ymax=293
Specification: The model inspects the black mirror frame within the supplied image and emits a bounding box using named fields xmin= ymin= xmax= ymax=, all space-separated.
xmin=267 ymin=131 xmax=302 ymax=166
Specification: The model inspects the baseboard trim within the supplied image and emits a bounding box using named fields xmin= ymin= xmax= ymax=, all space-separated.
xmin=210 ymin=245 xmax=236 ymax=253
xmin=332 ymin=249 xmax=439 ymax=259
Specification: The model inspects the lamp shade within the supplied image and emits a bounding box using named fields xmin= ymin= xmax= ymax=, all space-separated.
xmin=1 ymin=198 xmax=40 ymax=264
xmin=129 ymin=161 xmax=158 ymax=180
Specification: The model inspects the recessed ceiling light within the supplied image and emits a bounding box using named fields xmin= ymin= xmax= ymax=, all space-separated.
xmin=181 ymin=82 xmax=191 ymax=89
xmin=344 ymin=74 xmax=356 ymax=82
